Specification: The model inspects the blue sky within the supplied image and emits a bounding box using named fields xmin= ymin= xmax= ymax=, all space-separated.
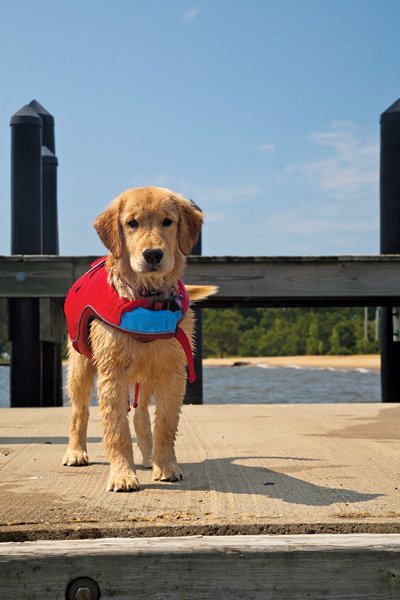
xmin=0 ymin=0 xmax=399 ymax=256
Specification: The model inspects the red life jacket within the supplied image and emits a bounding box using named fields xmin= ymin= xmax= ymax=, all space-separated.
xmin=64 ymin=257 xmax=196 ymax=384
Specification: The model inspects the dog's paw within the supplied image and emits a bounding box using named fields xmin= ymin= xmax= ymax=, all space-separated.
xmin=62 ymin=449 xmax=89 ymax=466
xmin=107 ymin=469 xmax=140 ymax=492
xmin=153 ymin=462 xmax=183 ymax=482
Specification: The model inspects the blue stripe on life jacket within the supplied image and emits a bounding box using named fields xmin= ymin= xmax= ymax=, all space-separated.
xmin=120 ymin=307 xmax=183 ymax=335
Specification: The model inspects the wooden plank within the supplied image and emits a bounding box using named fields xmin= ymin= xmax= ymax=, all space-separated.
xmin=0 ymin=256 xmax=96 ymax=299
xmin=186 ymin=255 xmax=400 ymax=307
xmin=1 ymin=534 xmax=400 ymax=599
xmin=1 ymin=255 xmax=400 ymax=306
xmin=0 ymin=257 xmax=78 ymax=298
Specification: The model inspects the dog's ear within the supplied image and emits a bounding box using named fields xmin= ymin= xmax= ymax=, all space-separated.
xmin=93 ymin=198 xmax=123 ymax=258
xmin=176 ymin=198 xmax=203 ymax=256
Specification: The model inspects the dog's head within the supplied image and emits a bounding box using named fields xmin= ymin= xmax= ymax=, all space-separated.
xmin=94 ymin=187 xmax=203 ymax=284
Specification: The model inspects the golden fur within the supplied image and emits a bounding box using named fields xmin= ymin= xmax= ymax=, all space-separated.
xmin=63 ymin=187 xmax=216 ymax=491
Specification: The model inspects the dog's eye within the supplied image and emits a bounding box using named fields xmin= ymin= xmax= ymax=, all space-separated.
xmin=162 ymin=218 xmax=173 ymax=227
xmin=128 ymin=219 xmax=139 ymax=229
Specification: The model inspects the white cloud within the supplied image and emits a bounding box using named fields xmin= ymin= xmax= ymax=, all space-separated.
xmin=261 ymin=188 xmax=379 ymax=254
xmin=210 ymin=183 xmax=263 ymax=204
xmin=204 ymin=210 xmax=227 ymax=224
xmin=297 ymin=121 xmax=379 ymax=199
xmin=329 ymin=120 xmax=358 ymax=130
xmin=256 ymin=143 xmax=275 ymax=153
xmin=182 ymin=6 xmax=201 ymax=23
xmin=262 ymin=121 xmax=380 ymax=254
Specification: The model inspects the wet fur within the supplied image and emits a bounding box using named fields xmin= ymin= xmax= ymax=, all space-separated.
xmin=63 ymin=187 xmax=216 ymax=491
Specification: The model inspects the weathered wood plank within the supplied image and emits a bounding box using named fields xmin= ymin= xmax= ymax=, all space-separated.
xmin=0 ymin=256 xmax=94 ymax=299
xmin=187 ymin=256 xmax=400 ymax=307
xmin=1 ymin=534 xmax=400 ymax=599
xmin=1 ymin=255 xmax=400 ymax=306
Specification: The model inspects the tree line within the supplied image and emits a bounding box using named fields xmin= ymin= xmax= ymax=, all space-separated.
xmin=202 ymin=307 xmax=379 ymax=358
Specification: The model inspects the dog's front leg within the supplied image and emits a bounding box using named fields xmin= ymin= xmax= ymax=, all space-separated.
xmin=63 ymin=347 xmax=95 ymax=467
xmin=152 ymin=369 xmax=185 ymax=482
xmin=97 ymin=371 xmax=139 ymax=492
xmin=133 ymin=381 xmax=153 ymax=468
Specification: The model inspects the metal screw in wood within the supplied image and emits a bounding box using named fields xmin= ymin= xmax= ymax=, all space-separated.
xmin=66 ymin=577 xmax=100 ymax=600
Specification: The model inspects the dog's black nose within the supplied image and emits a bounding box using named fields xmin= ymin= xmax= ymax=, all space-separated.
xmin=143 ymin=249 xmax=164 ymax=265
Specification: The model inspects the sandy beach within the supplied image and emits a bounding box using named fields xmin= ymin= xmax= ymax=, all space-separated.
xmin=203 ymin=354 xmax=380 ymax=370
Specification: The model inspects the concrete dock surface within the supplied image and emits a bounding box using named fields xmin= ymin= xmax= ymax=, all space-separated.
xmin=1 ymin=403 xmax=400 ymax=541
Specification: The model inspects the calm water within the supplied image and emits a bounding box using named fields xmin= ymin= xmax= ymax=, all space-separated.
xmin=0 ymin=363 xmax=381 ymax=407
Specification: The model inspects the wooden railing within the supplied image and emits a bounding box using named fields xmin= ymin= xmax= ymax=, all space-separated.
xmin=2 ymin=254 xmax=400 ymax=306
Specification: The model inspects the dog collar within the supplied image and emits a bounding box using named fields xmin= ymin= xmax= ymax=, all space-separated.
xmin=122 ymin=280 xmax=180 ymax=301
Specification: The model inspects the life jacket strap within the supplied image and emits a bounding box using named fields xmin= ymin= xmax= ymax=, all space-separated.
xmin=176 ymin=326 xmax=196 ymax=384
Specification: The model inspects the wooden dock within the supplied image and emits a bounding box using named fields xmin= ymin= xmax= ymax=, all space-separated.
xmin=1 ymin=403 xmax=400 ymax=598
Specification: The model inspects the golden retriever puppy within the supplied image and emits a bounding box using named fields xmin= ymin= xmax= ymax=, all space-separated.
xmin=62 ymin=187 xmax=215 ymax=491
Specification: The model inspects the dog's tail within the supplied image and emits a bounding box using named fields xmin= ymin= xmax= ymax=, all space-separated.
xmin=186 ymin=284 xmax=218 ymax=303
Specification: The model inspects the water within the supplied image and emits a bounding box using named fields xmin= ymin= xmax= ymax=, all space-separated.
xmin=204 ymin=365 xmax=380 ymax=403
xmin=0 ymin=363 xmax=381 ymax=407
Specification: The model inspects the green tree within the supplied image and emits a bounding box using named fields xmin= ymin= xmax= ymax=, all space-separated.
xmin=328 ymin=321 xmax=356 ymax=355
xmin=202 ymin=306 xmax=379 ymax=357
xmin=305 ymin=317 xmax=323 ymax=355
xmin=203 ymin=309 xmax=244 ymax=357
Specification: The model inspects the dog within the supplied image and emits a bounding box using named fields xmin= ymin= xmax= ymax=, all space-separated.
xmin=62 ymin=187 xmax=216 ymax=491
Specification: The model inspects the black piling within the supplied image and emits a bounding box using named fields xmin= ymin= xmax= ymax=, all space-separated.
xmin=41 ymin=146 xmax=59 ymax=254
xmin=9 ymin=105 xmax=43 ymax=407
xmin=29 ymin=99 xmax=55 ymax=153
xmin=9 ymin=101 xmax=63 ymax=407
xmin=10 ymin=106 xmax=43 ymax=254
xmin=41 ymin=143 xmax=63 ymax=407
xmin=380 ymin=98 xmax=400 ymax=402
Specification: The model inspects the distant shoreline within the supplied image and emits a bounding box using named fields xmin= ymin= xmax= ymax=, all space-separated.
xmin=12 ymin=354 xmax=380 ymax=371
xmin=203 ymin=354 xmax=380 ymax=370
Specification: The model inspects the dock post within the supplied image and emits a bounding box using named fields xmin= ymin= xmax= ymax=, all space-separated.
xmin=29 ymin=99 xmax=55 ymax=153
xmin=380 ymin=98 xmax=400 ymax=402
xmin=9 ymin=105 xmax=43 ymax=407
xmin=183 ymin=202 xmax=203 ymax=404
xmin=30 ymin=101 xmax=63 ymax=407
xmin=41 ymin=145 xmax=63 ymax=406
xmin=41 ymin=146 xmax=59 ymax=254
